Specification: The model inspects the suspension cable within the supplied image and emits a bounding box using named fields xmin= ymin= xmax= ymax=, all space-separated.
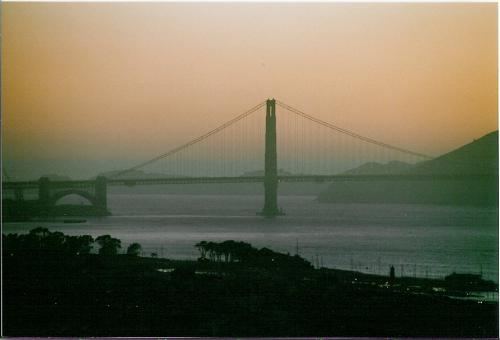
xmin=276 ymin=100 xmax=433 ymax=160
xmin=111 ymin=100 xmax=267 ymax=178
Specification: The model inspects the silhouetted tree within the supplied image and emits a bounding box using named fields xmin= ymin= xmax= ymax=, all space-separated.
xmin=29 ymin=227 xmax=50 ymax=238
xmin=232 ymin=241 xmax=255 ymax=262
xmin=220 ymin=240 xmax=238 ymax=262
xmin=95 ymin=235 xmax=121 ymax=256
xmin=64 ymin=235 xmax=94 ymax=255
xmin=195 ymin=241 xmax=208 ymax=259
xmin=77 ymin=235 xmax=94 ymax=254
xmin=220 ymin=241 xmax=231 ymax=262
xmin=214 ymin=243 xmax=223 ymax=262
xmin=127 ymin=242 xmax=142 ymax=256
xmin=44 ymin=231 xmax=66 ymax=255
xmin=23 ymin=227 xmax=51 ymax=254
xmin=206 ymin=242 xmax=217 ymax=262
xmin=196 ymin=240 xmax=264 ymax=263
xmin=4 ymin=229 xmax=95 ymax=257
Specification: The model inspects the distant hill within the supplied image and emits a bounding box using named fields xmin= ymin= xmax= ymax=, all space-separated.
xmin=40 ymin=174 xmax=72 ymax=181
xmin=407 ymin=131 xmax=498 ymax=176
xmin=343 ymin=161 xmax=413 ymax=175
xmin=96 ymin=169 xmax=180 ymax=179
xmin=241 ymin=169 xmax=294 ymax=177
xmin=318 ymin=131 xmax=498 ymax=206
xmin=104 ymin=168 xmax=328 ymax=196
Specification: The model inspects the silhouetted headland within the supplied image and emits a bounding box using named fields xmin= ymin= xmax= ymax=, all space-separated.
xmin=318 ymin=131 xmax=498 ymax=206
xmin=3 ymin=228 xmax=498 ymax=337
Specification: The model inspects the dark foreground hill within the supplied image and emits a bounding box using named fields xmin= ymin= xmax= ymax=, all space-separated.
xmin=3 ymin=229 xmax=498 ymax=337
xmin=318 ymin=131 xmax=498 ymax=206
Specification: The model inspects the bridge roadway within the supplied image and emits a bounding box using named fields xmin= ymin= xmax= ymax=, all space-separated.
xmin=2 ymin=173 xmax=495 ymax=190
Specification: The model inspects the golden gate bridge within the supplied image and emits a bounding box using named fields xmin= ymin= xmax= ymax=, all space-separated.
xmin=4 ymin=98 xmax=457 ymax=217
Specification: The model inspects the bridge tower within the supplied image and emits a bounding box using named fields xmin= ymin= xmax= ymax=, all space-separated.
xmin=261 ymin=99 xmax=283 ymax=217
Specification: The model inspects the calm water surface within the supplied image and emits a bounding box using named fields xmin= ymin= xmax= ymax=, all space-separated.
xmin=4 ymin=194 xmax=498 ymax=281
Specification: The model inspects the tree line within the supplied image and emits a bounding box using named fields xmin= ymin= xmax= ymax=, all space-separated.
xmin=3 ymin=228 xmax=312 ymax=271
xmin=3 ymin=227 xmax=142 ymax=257
xmin=195 ymin=240 xmax=312 ymax=270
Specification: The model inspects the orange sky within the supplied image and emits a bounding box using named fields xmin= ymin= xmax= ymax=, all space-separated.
xmin=2 ymin=3 xmax=498 ymax=179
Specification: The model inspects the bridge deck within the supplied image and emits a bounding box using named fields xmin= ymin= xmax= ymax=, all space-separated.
xmin=3 ymin=174 xmax=496 ymax=189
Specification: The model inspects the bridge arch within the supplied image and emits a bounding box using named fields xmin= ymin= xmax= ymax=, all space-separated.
xmin=50 ymin=189 xmax=98 ymax=207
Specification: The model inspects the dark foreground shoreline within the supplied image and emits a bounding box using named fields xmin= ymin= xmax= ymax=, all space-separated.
xmin=3 ymin=249 xmax=498 ymax=337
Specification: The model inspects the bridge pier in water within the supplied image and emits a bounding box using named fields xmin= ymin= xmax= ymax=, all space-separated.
xmin=38 ymin=177 xmax=51 ymax=213
xmin=95 ymin=176 xmax=108 ymax=211
xmin=260 ymin=98 xmax=284 ymax=217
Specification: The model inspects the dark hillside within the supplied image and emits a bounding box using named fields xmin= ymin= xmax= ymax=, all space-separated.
xmin=343 ymin=160 xmax=413 ymax=175
xmin=408 ymin=131 xmax=498 ymax=176
xmin=319 ymin=131 xmax=498 ymax=206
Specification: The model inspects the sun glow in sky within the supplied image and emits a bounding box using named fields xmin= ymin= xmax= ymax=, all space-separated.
xmin=2 ymin=3 xmax=497 ymax=179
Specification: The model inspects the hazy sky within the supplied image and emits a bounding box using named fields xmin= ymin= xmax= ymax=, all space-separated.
xmin=2 ymin=3 xmax=497 ymax=179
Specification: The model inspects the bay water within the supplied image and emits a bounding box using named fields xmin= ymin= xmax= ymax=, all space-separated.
xmin=3 ymin=192 xmax=498 ymax=282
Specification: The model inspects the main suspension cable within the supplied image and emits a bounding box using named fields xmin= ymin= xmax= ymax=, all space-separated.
xmin=111 ymin=100 xmax=267 ymax=178
xmin=276 ymin=100 xmax=433 ymax=160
